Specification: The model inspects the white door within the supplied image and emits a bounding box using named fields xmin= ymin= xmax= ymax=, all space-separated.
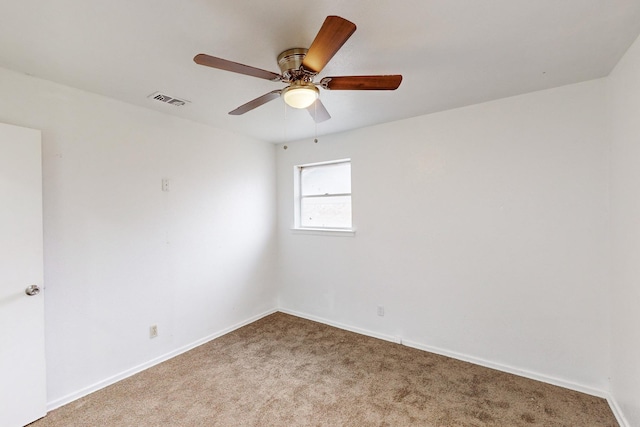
xmin=0 ymin=123 xmax=46 ymax=426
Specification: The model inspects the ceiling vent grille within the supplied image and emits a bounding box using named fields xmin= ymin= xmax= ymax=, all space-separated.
xmin=148 ymin=91 xmax=189 ymax=107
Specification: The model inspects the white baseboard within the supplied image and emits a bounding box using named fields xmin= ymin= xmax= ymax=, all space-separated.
xmin=401 ymin=338 xmax=607 ymax=398
xmin=46 ymin=308 xmax=277 ymax=411
xmin=278 ymin=308 xmax=402 ymax=345
xmin=606 ymin=395 xmax=630 ymax=427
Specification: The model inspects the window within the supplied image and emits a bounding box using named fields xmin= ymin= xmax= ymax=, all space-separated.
xmin=295 ymin=159 xmax=352 ymax=230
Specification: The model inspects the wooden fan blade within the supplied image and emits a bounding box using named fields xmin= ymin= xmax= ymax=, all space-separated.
xmin=229 ymin=90 xmax=282 ymax=115
xmin=321 ymin=75 xmax=403 ymax=90
xmin=307 ymin=99 xmax=331 ymax=123
xmin=302 ymin=16 xmax=356 ymax=73
xmin=194 ymin=54 xmax=282 ymax=81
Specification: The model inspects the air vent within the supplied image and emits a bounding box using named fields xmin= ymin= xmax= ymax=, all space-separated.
xmin=148 ymin=91 xmax=189 ymax=107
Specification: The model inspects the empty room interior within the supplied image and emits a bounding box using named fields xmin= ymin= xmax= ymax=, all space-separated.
xmin=1 ymin=1 xmax=640 ymax=426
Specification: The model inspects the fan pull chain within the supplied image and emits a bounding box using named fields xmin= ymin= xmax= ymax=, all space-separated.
xmin=283 ymin=101 xmax=288 ymax=143
xmin=314 ymin=101 xmax=318 ymax=143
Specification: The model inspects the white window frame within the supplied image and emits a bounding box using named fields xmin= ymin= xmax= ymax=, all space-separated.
xmin=293 ymin=158 xmax=354 ymax=235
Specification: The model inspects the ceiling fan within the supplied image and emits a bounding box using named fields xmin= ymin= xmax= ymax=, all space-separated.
xmin=194 ymin=15 xmax=402 ymax=123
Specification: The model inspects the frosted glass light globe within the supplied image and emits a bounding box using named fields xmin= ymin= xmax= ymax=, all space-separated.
xmin=282 ymin=83 xmax=319 ymax=109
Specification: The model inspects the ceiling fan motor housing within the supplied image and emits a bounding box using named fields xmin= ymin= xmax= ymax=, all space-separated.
xmin=277 ymin=48 xmax=313 ymax=82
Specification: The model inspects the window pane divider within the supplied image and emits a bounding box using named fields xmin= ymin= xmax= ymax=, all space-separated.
xmin=301 ymin=193 xmax=351 ymax=198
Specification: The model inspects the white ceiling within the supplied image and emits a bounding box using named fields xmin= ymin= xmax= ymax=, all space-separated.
xmin=1 ymin=1 xmax=640 ymax=143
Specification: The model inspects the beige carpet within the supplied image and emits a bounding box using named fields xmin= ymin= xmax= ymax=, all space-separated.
xmin=30 ymin=312 xmax=617 ymax=426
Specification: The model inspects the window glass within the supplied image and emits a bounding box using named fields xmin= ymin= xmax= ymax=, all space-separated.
xmin=296 ymin=160 xmax=352 ymax=230
xmin=301 ymin=195 xmax=352 ymax=228
xmin=301 ymin=162 xmax=351 ymax=196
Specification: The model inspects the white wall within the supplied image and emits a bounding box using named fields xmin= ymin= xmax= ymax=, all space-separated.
xmin=608 ymin=33 xmax=640 ymax=426
xmin=277 ymin=80 xmax=610 ymax=394
xmin=0 ymin=67 xmax=277 ymax=406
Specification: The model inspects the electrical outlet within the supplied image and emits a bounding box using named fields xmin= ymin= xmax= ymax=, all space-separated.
xmin=377 ymin=305 xmax=385 ymax=317
xmin=149 ymin=325 xmax=158 ymax=339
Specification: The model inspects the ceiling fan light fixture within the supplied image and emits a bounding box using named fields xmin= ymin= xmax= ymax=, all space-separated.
xmin=282 ymin=82 xmax=319 ymax=109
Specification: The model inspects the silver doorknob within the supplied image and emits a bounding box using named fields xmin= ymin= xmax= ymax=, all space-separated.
xmin=25 ymin=285 xmax=41 ymax=296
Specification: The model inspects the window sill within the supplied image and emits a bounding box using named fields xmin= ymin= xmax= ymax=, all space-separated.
xmin=290 ymin=227 xmax=356 ymax=237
